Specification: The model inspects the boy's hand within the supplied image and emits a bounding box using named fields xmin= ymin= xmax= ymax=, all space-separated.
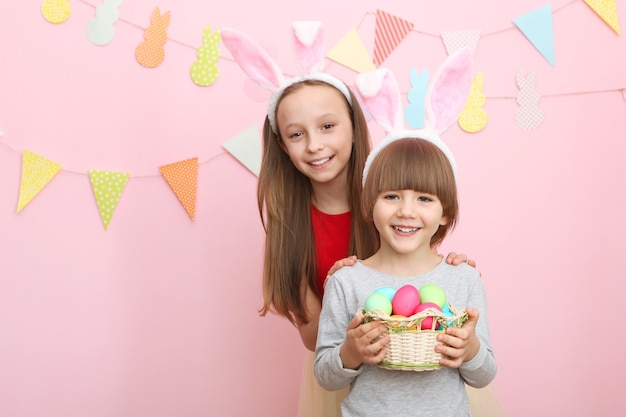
xmin=340 ymin=315 xmax=390 ymax=370
xmin=435 ymin=308 xmax=481 ymax=368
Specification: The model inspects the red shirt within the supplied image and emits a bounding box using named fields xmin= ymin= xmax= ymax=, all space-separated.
xmin=311 ymin=205 xmax=351 ymax=297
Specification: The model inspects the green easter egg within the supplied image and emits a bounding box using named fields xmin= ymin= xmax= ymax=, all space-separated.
xmin=364 ymin=293 xmax=393 ymax=315
xmin=418 ymin=284 xmax=447 ymax=309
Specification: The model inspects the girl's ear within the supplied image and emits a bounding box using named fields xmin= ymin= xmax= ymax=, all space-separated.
xmin=278 ymin=138 xmax=288 ymax=154
xmin=439 ymin=215 xmax=450 ymax=226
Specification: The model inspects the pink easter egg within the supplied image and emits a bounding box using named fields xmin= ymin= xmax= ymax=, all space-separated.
xmin=415 ymin=302 xmax=442 ymax=330
xmin=391 ymin=285 xmax=420 ymax=316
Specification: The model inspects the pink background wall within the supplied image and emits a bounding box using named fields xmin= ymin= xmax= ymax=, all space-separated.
xmin=1 ymin=1 xmax=625 ymax=416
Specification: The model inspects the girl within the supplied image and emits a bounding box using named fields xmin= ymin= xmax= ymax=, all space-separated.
xmin=221 ymin=23 xmax=475 ymax=417
xmin=314 ymin=56 xmax=497 ymax=416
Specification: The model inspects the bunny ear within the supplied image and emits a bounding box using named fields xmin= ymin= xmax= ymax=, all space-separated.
xmin=425 ymin=48 xmax=474 ymax=133
xmin=221 ymin=27 xmax=285 ymax=91
xmin=355 ymin=68 xmax=404 ymax=133
xmin=292 ymin=21 xmax=325 ymax=75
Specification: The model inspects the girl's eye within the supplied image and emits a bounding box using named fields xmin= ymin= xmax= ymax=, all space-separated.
xmin=418 ymin=195 xmax=433 ymax=202
xmin=289 ymin=131 xmax=303 ymax=139
xmin=322 ymin=123 xmax=334 ymax=130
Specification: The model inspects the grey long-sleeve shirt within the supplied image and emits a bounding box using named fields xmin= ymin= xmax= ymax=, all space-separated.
xmin=314 ymin=260 xmax=497 ymax=417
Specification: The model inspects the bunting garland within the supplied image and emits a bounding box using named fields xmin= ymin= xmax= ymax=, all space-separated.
xmin=159 ymin=157 xmax=199 ymax=220
xmin=86 ymin=0 xmax=122 ymax=46
xmin=326 ymin=27 xmax=376 ymax=73
xmin=41 ymin=0 xmax=71 ymax=24
xmin=584 ymin=0 xmax=621 ymax=33
xmin=88 ymin=170 xmax=129 ymax=231
xmin=372 ymin=9 xmax=414 ymax=66
xmin=513 ymin=4 xmax=556 ymax=67
xmin=135 ymin=7 xmax=171 ymax=68
xmin=17 ymin=150 xmax=62 ymax=213
xmin=1 ymin=0 xmax=623 ymax=229
xmin=458 ymin=73 xmax=488 ymax=133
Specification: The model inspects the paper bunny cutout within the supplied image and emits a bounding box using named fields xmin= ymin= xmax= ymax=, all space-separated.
xmin=221 ymin=21 xmax=352 ymax=133
xmin=356 ymin=48 xmax=474 ymax=185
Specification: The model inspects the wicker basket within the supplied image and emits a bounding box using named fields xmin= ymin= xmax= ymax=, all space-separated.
xmin=359 ymin=305 xmax=468 ymax=371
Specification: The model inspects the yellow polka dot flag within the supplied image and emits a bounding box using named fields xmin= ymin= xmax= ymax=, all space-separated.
xmin=159 ymin=157 xmax=198 ymax=220
xmin=584 ymin=0 xmax=621 ymax=34
xmin=17 ymin=150 xmax=62 ymax=213
xmin=88 ymin=170 xmax=129 ymax=231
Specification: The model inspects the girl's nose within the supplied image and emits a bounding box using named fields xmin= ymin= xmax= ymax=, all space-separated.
xmin=306 ymin=133 xmax=324 ymax=153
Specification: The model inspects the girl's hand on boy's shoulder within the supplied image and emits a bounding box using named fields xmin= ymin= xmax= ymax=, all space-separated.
xmin=435 ymin=308 xmax=481 ymax=368
xmin=442 ymin=252 xmax=478 ymax=270
xmin=324 ymin=255 xmax=358 ymax=287
xmin=340 ymin=314 xmax=389 ymax=370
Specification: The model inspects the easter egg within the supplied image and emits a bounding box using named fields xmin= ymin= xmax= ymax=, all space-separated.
xmin=436 ymin=303 xmax=453 ymax=329
xmin=418 ymin=284 xmax=447 ymax=308
xmin=390 ymin=314 xmax=417 ymax=330
xmin=391 ymin=285 xmax=420 ymax=316
xmin=415 ymin=302 xmax=442 ymax=330
xmin=373 ymin=286 xmax=397 ymax=302
xmin=364 ymin=293 xmax=393 ymax=315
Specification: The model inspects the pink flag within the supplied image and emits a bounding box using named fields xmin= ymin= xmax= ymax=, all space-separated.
xmin=373 ymin=10 xmax=414 ymax=67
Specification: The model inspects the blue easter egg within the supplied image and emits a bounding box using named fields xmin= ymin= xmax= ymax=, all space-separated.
xmin=373 ymin=286 xmax=397 ymax=302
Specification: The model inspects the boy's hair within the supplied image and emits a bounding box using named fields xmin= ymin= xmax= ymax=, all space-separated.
xmin=257 ymin=79 xmax=377 ymax=326
xmin=361 ymin=138 xmax=458 ymax=249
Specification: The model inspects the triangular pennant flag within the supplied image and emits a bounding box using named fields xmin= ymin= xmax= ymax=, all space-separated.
xmin=222 ymin=125 xmax=262 ymax=176
xmin=513 ymin=4 xmax=556 ymax=67
xmin=326 ymin=27 xmax=375 ymax=73
xmin=159 ymin=157 xmax=198 ymax=220
xmin=373 ymin=10 xmax=414 ymax=66
xmin=17 ymin=150 xmax=62 ymax=212
xmin=88 ymin=170 xmax=129 ymax=231
xmin=584 ymin=0 xmax=620 ymax=34
xmin=441 ymin=30 xmax=481 ymax=55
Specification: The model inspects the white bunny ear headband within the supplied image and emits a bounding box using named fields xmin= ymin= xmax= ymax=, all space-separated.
xmin=221 ymin=21 xmax=352 ymax=134
xmin=356 ymin=48 xmax=474 ymax=187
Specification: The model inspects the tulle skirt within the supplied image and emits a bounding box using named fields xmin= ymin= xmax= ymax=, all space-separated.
xmin=298 ymin=350 xmax=506 ymax=417
xmin=298 ymin=350 xmax=348 ymax=417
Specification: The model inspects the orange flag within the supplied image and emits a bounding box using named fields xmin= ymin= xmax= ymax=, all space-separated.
xmin=159 ymin=157 xmax=198 ymax=220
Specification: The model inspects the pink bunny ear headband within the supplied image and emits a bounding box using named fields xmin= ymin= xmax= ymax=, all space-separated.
xmin=356 ymin=48 xmax=474 ymax=187
xmin=221 ymin=21 xmax=352 ymax=134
